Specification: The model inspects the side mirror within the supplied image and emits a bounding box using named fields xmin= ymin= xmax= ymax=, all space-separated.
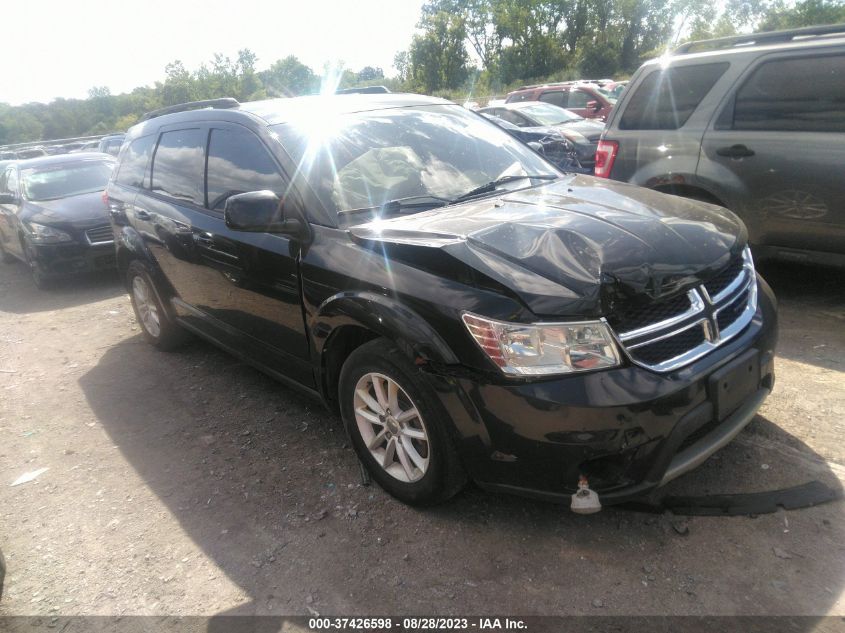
xmin=0 ymin=193 xmax=18 ymax=204
xmin=224 ymin=190 xmax=303 ymax=235
xmin=586 ymin=100 xmax=600 ymax=112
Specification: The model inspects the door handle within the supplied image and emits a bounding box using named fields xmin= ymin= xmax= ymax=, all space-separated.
xmin=716 ymin=144 xmax=755 ymax=158
xmin=195 ymin=233 xmax=215 ymax=247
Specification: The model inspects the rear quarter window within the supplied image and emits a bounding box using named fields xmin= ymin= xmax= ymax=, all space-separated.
xmin=619 ymin=62 xmax=729 ymax=130
xmin=115 ymin=135 xmax=155 ymax=188
xmin=732 ymin=53 xmax=845 ymax=132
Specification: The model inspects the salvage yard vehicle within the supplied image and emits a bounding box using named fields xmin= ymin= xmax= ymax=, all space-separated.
xmin=0 ymin=153 xmax=116 ymax=287
xmin=479 ymin=102 xmax=604 ymax=172
xmin=596 ymin=24 xmax=845 ymax=267
xmin=506 ymin=82 xmax=615 ymax=121
xmin=106 ymin=94 xmax=777 ymax=510
xmin=480 ymin=113 xmax=590 ymax=173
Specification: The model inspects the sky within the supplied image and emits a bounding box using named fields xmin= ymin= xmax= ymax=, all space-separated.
xmin=3 ymin=0 xmax=426 ymax=105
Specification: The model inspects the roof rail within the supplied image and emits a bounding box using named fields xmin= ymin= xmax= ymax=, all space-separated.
xmin=335 ymin=86 xmax=391 ymax=95
xmin=674 ymin=23 xmax=845 ymax=55
xmin=140 ymin=98 xmax=240 ymax=122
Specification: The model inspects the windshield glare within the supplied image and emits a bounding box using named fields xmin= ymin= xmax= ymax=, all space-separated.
xmin=520 ymin=103 xmax=583 ymax=125
xmin=22 ymin=161 xmax=114 ymax=201
xmin=274 ymin=104 xmax=558 ymax=224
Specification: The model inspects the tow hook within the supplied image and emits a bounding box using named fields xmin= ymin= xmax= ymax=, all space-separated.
xmin=571 ymin=476 xmax=602 ymax=514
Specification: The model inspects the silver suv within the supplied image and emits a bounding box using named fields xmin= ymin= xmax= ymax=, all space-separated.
xmin=596 ymin=24 xmax=845 ymax=267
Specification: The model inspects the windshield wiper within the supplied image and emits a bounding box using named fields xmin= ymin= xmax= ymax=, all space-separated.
xmin=339 ymin=195 xmax=453 ymax=217
xmin=452 ymin=174 xmax=558 ymax=204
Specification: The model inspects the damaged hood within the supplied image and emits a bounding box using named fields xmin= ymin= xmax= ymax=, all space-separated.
xmin=348 ymin=175 xmax=746 ymax=317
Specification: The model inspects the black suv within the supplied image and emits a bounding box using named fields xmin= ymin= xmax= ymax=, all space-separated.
xmin=597 ymin=24 xmax=845 ymax=267
xmin=106 ymin=94 xmax=777 ymax=509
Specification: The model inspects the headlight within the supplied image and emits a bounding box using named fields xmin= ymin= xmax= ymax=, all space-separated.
xmin=27 ymin=223 xmax=74 ymax=244
xmin=462 ymin=312 xmax=621 ymax=376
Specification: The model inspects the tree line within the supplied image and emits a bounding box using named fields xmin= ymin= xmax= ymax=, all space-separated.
xmin=0 ymin=51 xmax=394 ymax=146
xmin=400 ymin=0 xmax=845 ymax=94
xmin=1 ymin=0 xmax=842 ymax=145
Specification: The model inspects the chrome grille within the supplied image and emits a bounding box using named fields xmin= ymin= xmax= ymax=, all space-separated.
xmin=85 ymin=224 xmax=113 ymax=245
xmin=613 ymin=248 xmax=757 ymax=373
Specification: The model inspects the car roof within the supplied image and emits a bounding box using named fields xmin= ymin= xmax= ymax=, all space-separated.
xmin=131 ymin=93 xmax=453 ymax=134
xmin=13 ymin=153 xmax=115 ymax=169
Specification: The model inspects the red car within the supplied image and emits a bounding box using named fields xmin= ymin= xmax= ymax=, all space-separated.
xmin=505 ymin=83 xmax=614 ymax=121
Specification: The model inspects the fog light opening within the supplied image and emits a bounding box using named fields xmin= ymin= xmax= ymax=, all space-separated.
xmin=570 ymin=475 xmax=602 ymax=514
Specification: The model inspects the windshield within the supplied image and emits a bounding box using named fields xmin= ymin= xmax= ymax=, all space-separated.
xmin=22 ymin=161 xmax=114 ymax=201
xmin=519 ymin=103 xmax=584 ymax=125
xmin=273 ymin=104 xmax=558 ymax=225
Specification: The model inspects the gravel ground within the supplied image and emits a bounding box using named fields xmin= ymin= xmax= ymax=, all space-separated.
xmin=0 ymin=258 xmax=843 ymax=619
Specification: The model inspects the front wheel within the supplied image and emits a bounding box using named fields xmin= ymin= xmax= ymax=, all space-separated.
xmin=22 ymin=239 xmax=53 ymax=289
xmin=339 ymin=339 xmax=466 ymax=506
xmin=126 ymin=260 xmax=188 ymax=350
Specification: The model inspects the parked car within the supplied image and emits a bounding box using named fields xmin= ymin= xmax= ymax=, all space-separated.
xmin=479 ymin=102 xmax=604 ymax=170
xmin=600 ymin=80 xmax=628 ymax=100
xmin=480 ymin=113 xmax=589 ymax=173
xmin=97 ymin=134 xmax=125 ymax=156
xmin=506 ymin=82 xmax=614 ymax=121
xmin=596 ymin=24 xmax=845 ymax=267
xmin=74 ymin=140 xmax=101 ymax=153
xmin=0 ymin=153 xmax=116 ymax=287
xmin=107 ymin=94 xmax=776 ymax=510
xmin=15 ymin=147 xmax=48 ymax=159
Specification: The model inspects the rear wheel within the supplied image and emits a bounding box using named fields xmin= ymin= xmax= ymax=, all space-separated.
xmin=127 ymin=260 xmax=187 ymax=350
xmin=339 ymin=339 xmax=466 ymax=505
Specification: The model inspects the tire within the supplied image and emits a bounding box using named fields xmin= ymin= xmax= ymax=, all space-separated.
xmin=0 ymin=239 xmax=14 ymax=264
xmin=339 ymin=339 xmax=466 ymax=506
xmin=126 ymin=260 xmax=188 ymax=350
xmin=21 ymin=239 xmax=54 ymax=289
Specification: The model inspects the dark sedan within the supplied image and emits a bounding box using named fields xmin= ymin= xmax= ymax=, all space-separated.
xmin=479 ymin=101 xmax=605 ymax=169
xmin=0 ymin=153 xmax=116 ymax=287
xmin=481 ymin=113 xmax=590 ymax=174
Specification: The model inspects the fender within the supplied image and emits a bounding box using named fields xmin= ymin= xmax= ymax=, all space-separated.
xmin=115 ymin=225 xmax=179 ymax=313
xmin=310 ymin=290 xmax=459 ymax=366
xmin=310 ymin=290 xmax=495 ymax=456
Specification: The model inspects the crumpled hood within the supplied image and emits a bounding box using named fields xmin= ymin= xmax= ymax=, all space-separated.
xmin=21 ymin=191 xmax=109 ymax=228
xmin=349 ymin=175 xmax=746 ymax=317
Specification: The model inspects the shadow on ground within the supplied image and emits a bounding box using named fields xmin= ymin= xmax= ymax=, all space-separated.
xmin=0 ymin=261 xmax=123 ymax=314
xmin=78 ymin=331 xmax=845 ymax=619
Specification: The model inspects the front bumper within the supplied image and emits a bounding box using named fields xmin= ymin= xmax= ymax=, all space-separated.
xmin=427 ymin=276 xmax=778 ymax=505
xmin=29 ymin=241 xmax=116 ymax=278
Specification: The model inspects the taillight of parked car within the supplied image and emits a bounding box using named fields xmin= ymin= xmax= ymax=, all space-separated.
xmin=102 ymin=190 xmax=109 ymax=206
xmin=593 ymin=140 xmax=618 ymax=178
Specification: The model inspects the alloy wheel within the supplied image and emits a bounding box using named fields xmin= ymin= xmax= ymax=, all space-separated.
xmin=132 ymin=275 xmax=161 ymax=338
xmin=353 ymin=372 xmax=430 ymax=483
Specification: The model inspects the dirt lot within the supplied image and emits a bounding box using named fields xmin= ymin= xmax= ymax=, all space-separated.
xmin=0 ymin=257 xmax=844 ymax=619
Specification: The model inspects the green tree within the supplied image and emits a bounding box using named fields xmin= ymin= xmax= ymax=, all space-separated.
xmin=259 ymin=55 xmax=317 ymax=96
xmin=409 ymin=11 xmax=471 ymax=92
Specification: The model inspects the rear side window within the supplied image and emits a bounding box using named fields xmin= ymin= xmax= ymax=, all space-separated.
xmin=732 ymin=54 xmax=845 ymax=132
xmin=151 ymin=129 xmax=205 ymax=205
xmin=115 ymin=135 xmax=155 ymax=188
xmin=538 ymin=91 xmax=567 ymax=108
xmin=496 ymin=109 xmax=528 ymax=127
xmin=206 ymin=128 xmax=285 ymax=211
xmin=619 ymin=62 xmax=729 ymax=130
xmin=567 ymin=89 xmax=592 ymax=108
